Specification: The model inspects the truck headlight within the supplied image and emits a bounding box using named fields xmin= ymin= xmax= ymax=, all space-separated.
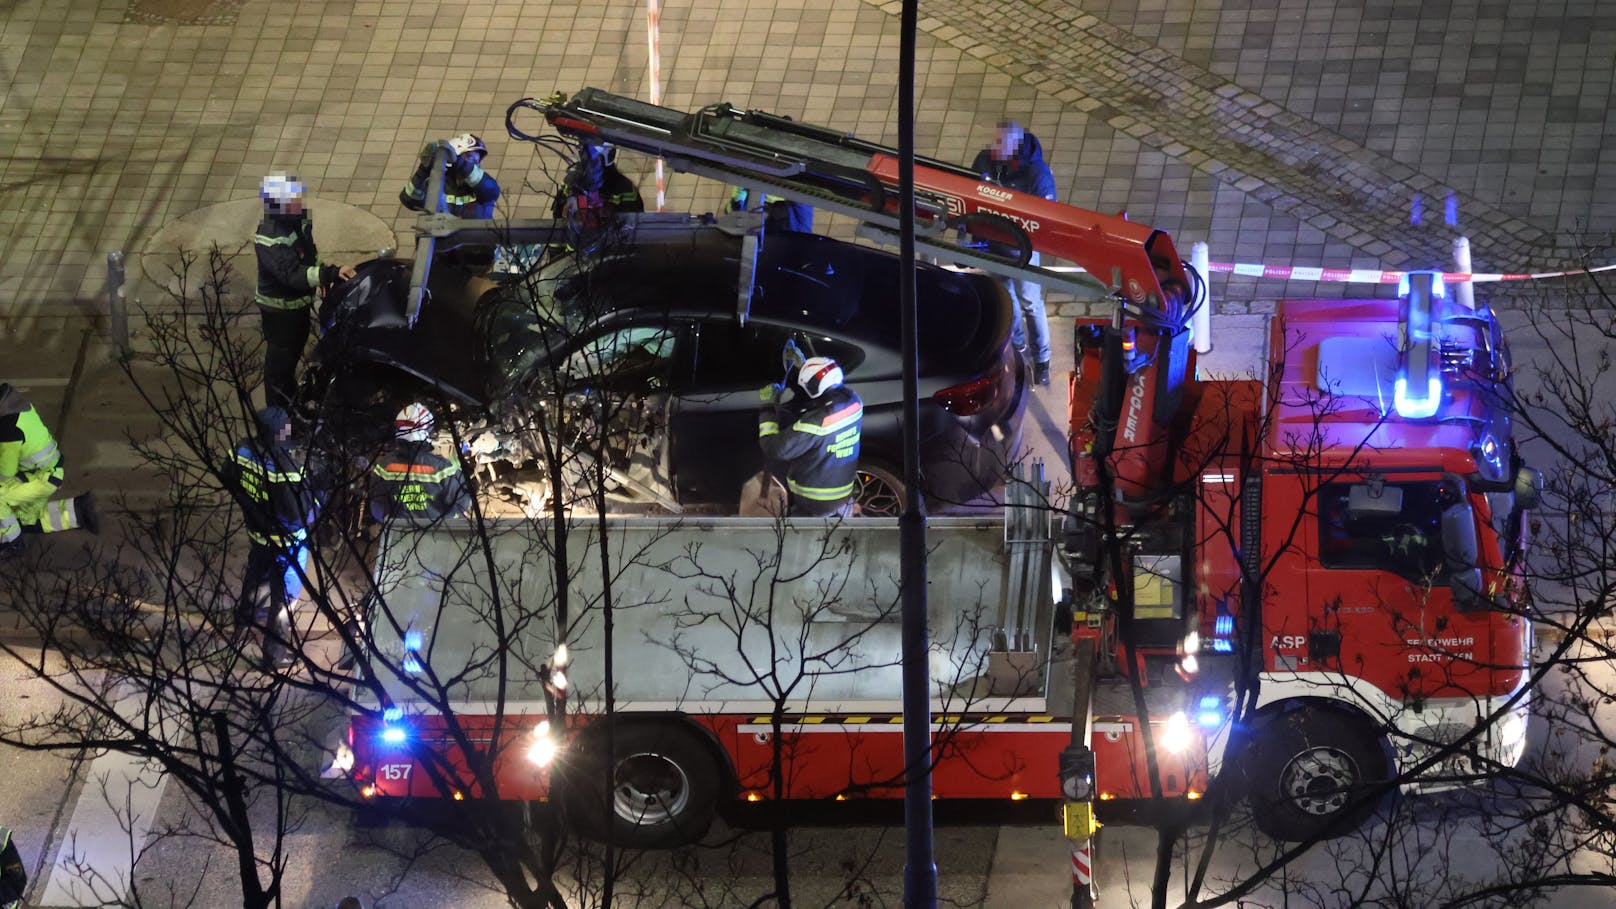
xmin=527 ymin=721 xmax=559 ymax=767
xmin=1160 ymin=711 xmax=1192 ymax=755
xmin=1497 ymin=710 xmax=1529 ymax=766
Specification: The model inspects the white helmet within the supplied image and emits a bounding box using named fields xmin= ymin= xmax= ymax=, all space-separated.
xmin=260 ymin=172 xmax=305 ymax=210
xmin=448 ymin=133 xmax=487 ymax=157
xmin=797 ymin=357 xmax=843 ymax=398
xmin=395 ymin=402 xmax=434 ymax=442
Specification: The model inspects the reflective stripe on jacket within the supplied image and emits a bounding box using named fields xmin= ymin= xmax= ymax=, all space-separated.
xmin=401 ymin=147 xmax=502 ymax=219
xmin=0 ymin=386 xmax=62 ymax=479
xmin=368 ymin=442 xmax=472 ymax=527
xmin=758 ymin=384 xmax=863 ymax=515
xmin=225 ymin=437 xmax=321 ymax=543
xmin=254 ymin=213 xmax=331 ymax=310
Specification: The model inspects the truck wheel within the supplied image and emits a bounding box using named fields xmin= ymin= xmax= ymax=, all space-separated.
xmin=562 ymin=723 xmax=721 ymax=849
xmin=854 ymin=462 xmax=904 ymax=517
xmin=1245 ymin=708 xmax=1390 ymax=842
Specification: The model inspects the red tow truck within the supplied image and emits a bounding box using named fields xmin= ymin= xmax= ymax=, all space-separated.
xmin=334 ymin=90 xmax=1540 ymax=900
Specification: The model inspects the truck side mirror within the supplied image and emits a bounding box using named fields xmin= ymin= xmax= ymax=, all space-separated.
xmin=1440 ymin=500 xmax=1487 ymax=611
xmin=1513 ymin=465 xmax=1543 ymax=512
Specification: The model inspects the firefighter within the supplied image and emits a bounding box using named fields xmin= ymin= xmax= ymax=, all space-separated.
xmin=255 ymin=173 xmax=356 ymax=410
xmin=368 ymin=403 xmax=472 ymax=528
xmin=0 ymin=824 xmax=24 ymax=909
xmin=970 ymin=120 xmax=1058 ymax=386
xmin=552 ymin=143 xmax=645 ymax=220
xmin=0 ymin=383 xmax=95 ymax=560
xmin=224 ymin=406 xmax=324 ymax=669
xmin=727 ymin=186 xmax=814 ymax=233
xmin=400 ymin=133 xmax=502 ymax=218
xmin=757 ymin=355 xmax=863 ymax=517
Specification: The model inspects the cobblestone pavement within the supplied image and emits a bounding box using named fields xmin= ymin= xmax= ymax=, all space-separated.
xmin=3 ymin=0 xmax=1614 ymax=322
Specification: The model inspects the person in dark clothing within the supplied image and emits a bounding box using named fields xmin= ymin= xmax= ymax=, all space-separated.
xmin=255 ymin=174 xmax=355 ymax=410
xmin=758 ymin=355 xmax=863 ymax=517
xmin=0 ymin=825 xmax=25 ymax=909
xmin=727 ymin=186 xmax=814 ymax=233
xmin=969 ymin=121 xmax=1058 ymax=386
xmin=400 ymin=133 xmax=502 ymax=218
xmin=551 ymin=143 xmax=645 ymax=220
xmin=223 ymin=406 xmax=325 ymax=669
xmin=368 ymin=403 xmax=472 ymax=528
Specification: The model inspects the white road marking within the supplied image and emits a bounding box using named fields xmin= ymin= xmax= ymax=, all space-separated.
xmin=37 ymin=692 xmax=170 ymax=907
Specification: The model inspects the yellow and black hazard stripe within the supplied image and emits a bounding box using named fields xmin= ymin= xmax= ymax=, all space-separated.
xmin=735 ymin=713 xmax=1074 ymax=734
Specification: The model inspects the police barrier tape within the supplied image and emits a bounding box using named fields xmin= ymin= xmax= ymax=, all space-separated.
xmin=1045 ymin=261 xmax=1616 ymax=285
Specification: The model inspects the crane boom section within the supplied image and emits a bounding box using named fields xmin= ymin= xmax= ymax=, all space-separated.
xmin=527 ymin=87 xmax=1191 ymax=317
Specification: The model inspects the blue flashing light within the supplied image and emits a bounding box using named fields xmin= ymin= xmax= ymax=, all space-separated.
xmin=382 ymin=706 xmax=403 ymax=723
xmin=403 ymin=629 xmax=424 ymax=651
xmin=1197 ymin=696 xmax=1224 ymax=728
xmin=1393 ymin=373 xmax=1442 ymax=419
xmin=1198 ymin=712 xmax=1223 ymax=728
xmin=1212 ymin=639 xmax=1233 ymax=653
xmin=403 ymin=653 xmax=423 ymax=674
xmin=381 ymin=726 xmax=407 ymax=745
xmin=1214 ymin=614 xmax=1233 ymax=636
xmin=1397 ymin=270 xmax=1447 ymax=300
xmin=1198 ymin=695 xmax=1222 ymax=710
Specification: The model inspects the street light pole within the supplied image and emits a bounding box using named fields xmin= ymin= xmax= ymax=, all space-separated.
xmin=896 ymin=0 xmax=937 ymax=906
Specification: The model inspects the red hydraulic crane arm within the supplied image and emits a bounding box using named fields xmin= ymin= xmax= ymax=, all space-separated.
xmin=512 ymin=88 xmax=1193 ymax=317
xmin=860 ymin=154 xmax=1191 ymax=313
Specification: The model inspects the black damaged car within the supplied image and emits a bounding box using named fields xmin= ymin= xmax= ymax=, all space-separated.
xmin=302 ymin=216 xmax=1026 ymax=516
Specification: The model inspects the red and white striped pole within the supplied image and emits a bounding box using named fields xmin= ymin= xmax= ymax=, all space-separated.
xmin=1070 ymin=839 xmax=1096 ymax=908
xmin=645 ymin=0 xmax=666 ymax=211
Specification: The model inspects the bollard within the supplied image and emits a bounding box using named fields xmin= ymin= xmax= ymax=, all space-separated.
xmin=1452 ymin=236 xmax=1475 ymax=311
xmin=107 ymin=250 xmax=129 ymax=356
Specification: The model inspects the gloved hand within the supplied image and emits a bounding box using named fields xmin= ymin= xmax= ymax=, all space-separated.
xmin=782 ymin=338 xmax=806 ymax=377
xmin=758 ymin=382 xmax=796 ymax=406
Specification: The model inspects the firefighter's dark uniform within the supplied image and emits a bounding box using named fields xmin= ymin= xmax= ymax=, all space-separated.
xmin=224 ymin=409 xmax=323 ymax=665
xmin=550 ymin=154 xmax=645 ymax=219
xmin=0 ymin=385 xmax=91 ymax=554
xmin=368 ymin=441 xmax=472 ymax=528
xmin=757 ymin=384 xmax=863 ymax=516
xmin=0 ymin=825 xmax=27 ymax=909
xmin=255 ymin=212 xmax=342 ymax=409
xmin=400 ymin=145 xmax=502 ymax=218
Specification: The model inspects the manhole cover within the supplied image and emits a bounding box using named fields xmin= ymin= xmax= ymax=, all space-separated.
xmin=126 ymin=0 xmax=243 ymax=25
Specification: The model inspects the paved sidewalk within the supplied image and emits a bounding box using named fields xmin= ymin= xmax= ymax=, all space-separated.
xmin=3 ymin=0 xmax=1613 ymax=322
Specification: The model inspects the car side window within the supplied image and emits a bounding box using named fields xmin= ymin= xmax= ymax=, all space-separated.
xmin=1317 ymin=480 xmax=1447 ymax=582
xmin=561 ymin=325 xmax=681 ymax=391
xmin=690 ymin=321 xmax=795 ymax=389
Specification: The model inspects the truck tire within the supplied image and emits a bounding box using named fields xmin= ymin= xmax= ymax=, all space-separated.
xmin=561 ymin=723 xmax=721 ymax=849
xmin=1244 ymin=708 xmax=1390 ymax=842
xmin=854 ymin=461 xmax=904 ymax=517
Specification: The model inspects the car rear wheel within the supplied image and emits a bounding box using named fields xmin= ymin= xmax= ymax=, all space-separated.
xmin=854 ymin=461 xmax=905 ymax=517
xmin=561 ymin=722 xmax=722 ymax=849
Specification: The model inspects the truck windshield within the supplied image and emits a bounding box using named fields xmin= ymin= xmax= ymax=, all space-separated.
xmin=1317 ymin=479 xmax=1457 ymax=582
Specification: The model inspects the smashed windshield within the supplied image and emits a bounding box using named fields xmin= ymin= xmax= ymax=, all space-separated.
xmin=480 ymin=254 xmax=620 ymax=397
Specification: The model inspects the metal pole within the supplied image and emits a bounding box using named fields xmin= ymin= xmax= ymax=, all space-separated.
xmin=1452 ymin=235 xmax=1475 ymax=311
xmin=107 ymin=250 xmax=129 ymax=356
xmin=897 ymin=1 xmax=936 ymax=906
xmin=406 ymin=145 xmax=452 ymax=326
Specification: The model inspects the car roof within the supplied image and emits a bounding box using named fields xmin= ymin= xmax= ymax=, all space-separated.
xmin=569 ymin=227 xmax=1008 ymax=361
